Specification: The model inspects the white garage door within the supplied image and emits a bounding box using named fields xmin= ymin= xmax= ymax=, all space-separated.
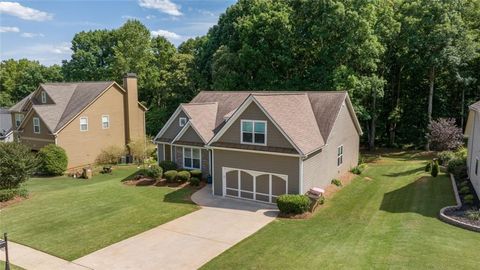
xmin=222 ymin=167 xmax=288 ymax=203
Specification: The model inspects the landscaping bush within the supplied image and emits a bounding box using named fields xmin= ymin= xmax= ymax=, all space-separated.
xmin=425 ymin=162 xmax=432 ymax=172
xmin=38 ymin=144 xmax=68 ymax=176
xmin=0 ymin=142 xmax=38 ymax=189
xmin=127 ymin=136 xmax=156 ymax=164
xmin=96 ymin=145 xmax=126 ymax=165
xmin=427 ymin=118 xmax=463 ymax=151
xmin=437 ymin=151 xmax=456 ymax=165
xmin=159 ymin=160 xmax=177 ymax=171
xmin=447 ymin=157 xmax=466 ymax=174
xmin=146 ymin=164 xmax=163 ymax=179
xmin=190 ymin=169 xmax=202 ymax=179
xmin=351 ymin=164 xmax=367 ymax=175
xmin=164 ymin=170 xmax=178 ymax=182
xmin=460 ymin=181 xmax=470 ymax=187
xmin=331 ymin=178 xmax=342 ymax=187
xmin=463 ymin=194 xmax=474 ymax=205
xmin=177 ymin=170 xmax=191 ymax=182
xmin=459 ymin=186 xmax=470 ymax=195
xmin=0 ymin=187 xmax=28 ymax=202
xmin=466 ymin=209 xmax=480 ymax=221
xmin=277 ymin=194 xmax=310 ymax=214
xmin=431 ymin=159 xmax=439 ymax=177
xmin=190 ymin=177 xmax=200 ymax=186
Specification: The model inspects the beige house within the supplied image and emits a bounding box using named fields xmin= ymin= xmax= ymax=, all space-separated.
xmin=465 ymin=100 xmax=480 ymax=198
xmin=9 ymin=73 xmax=146 ymax=168
xmin=155 ymin=91 xmax=362 ymax=203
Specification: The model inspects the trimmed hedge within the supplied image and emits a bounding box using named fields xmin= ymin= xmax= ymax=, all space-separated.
xmin=190 ymin=177 xmax=200 ymax=186
xmin=0 ymin=187 xmax=28 ymax=202
xmin=146 ymin=164 xmax=163 ymax=179
xmin=431 ymin=160 xmax=439 ymax=177
xmin=463 ymin=194 xmax=474 ymax=205
xmin=425 ymin=162 xmax=432 ymax=172
xmin=177 ymin=171 xmax=191 ymax=182
xmin=38 ymin=144 xmax=68 ymax=176
xmin=277 ymin=194 xmax=310 ymax=214
xmin=331 ymin=178 xmax=342 ymax=187
xmin=459 ymin=186 xmax=470 ymax=195
xmin=190 ymin=169 xmax=202 ymax=179
xmin=164 ymin=170 xmax=178 ymax=183
xmin=159 ymin=160 xmax=177 ymax=171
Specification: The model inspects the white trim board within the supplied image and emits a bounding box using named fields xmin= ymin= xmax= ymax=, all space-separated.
xmin=207 ymin=146 xmax=301 ymax=157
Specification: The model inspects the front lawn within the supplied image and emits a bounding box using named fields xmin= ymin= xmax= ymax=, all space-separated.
xmin=203 ymin=152 xmax=480 ymax=269
xmin=0 ymin=166 xmax=199 ymax=260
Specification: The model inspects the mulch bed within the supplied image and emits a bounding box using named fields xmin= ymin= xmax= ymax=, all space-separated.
xmin=123 ymin=177 xmax=206 ymax=189
xmin=443 ymin=208 xmax=480 ymax=227
xmin=0 ymin=195 xmax=28 ymax=209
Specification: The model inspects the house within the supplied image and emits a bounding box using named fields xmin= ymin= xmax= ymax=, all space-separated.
xmin=154 ymin=91 xmax=362 ymax=203
xmin=9 ymin=73 xmax=146 ymax=168
xmin=465 ymin=100 xmax=480 ymax=198
xmin=0 ymin=108 xmax=13 ymax=142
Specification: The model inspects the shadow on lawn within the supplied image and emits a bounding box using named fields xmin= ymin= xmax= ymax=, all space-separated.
xmin=380 ymin=176 xmax=443 ymax=218
xmin=163 ymin=185 xmax=198 ymax=205
xmin=383 ymin=166 xmax=425 ymax=177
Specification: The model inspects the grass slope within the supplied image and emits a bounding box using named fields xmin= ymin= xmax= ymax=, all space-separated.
xmin=203 ymin=152 xmax=480 ymax=269
xmin=0 ymin=166 xmax=198 ymax=260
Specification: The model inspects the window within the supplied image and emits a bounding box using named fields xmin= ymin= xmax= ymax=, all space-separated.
xmin=80 ymin=117 xmax=88 ymax=131
xmin=15 ymin=114 xmax=24 ymax=127
xmin=33 ymin=117 xmax=40 ymax=134
xmin=102 ymin=115 xmax=109 ymax=129
xmin=241 ymin=120 xmax=266 ymax=145
xmin=337 ymin=145 xmax=344 ymax=166
xmin=179 ymin=117 xmax=187 ymax=127
xmin=41 ymin=91 xmax=47 ymax=103
xmin=183 ymin=147 xmax=201 ymax=169
xmin=476 ymin=158 xmax=479 ymax=175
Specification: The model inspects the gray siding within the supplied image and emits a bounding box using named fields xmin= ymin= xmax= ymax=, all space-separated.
xmin=213 ymin=149 xmax=300 ymax=196
xmin=302 ymin=102 xmax=360 ymax=192
xmin=173 ymin=145 xmax=210 ymax=177
xmin=157 ymin=144 xmax=165 ymax=161
xmin=467 ymin=110 xmax=480 ymax=198
xmin=162 ymin=111 xmax=188 ymax=140
xmin=217 ymin=102 xmax=295 ymax=150
xmin=178 ymin=125 xmax=204 ymax=143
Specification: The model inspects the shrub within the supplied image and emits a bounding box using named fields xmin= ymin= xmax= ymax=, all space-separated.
xmin=427 ymin=118 xmax=463 ymax=151
xmin=190 ymin=169 xmax=202 ymax=179
xmin=0 ymin=142 xmax=38 ymax=189
xmin=38 ymin=144 xmax=68 ymax=176
xmin=463 ymin=194 xmax=474 ymax=205
xmin=437 ymin=151 xmax=456 ymax=166
xmin=177 ymin=171 xmax=191 ymax=182
xmin=159 ymin=160 xmax=177 ymax=171
xmin=190 ymin=177 xmax=200 ymax=186
xmin=277 ymin=194 xmax=310 ymax=214
xmin=331 ymin=178 xmax=342 ymax=187
xmin=459 ymin=186 xmax=470 ymax=195
xmin=466 ymin=209 xmax=480 ymax=221
xmin=127 ymin=136 xmax=156 ymax=164
xmin=431 ymin=160 xmax=439 ymax=177
xmin=0 ymin=187 xmax=28 ymax=202
xmin=455 ymin=147 xmax=468 ymax=160
xmin=425 ymin=162 xmax=432 ymax=172
xmin=447 ymin=157 xmax=466 ymax=174
xmin=96 ymin=145 xmax=126 ymax=165
xmin=460 ymin=181 xmax=470 ymax=187
xmin=146 ymin=164 xmax=163 ymax=179
xmin=164 ymin=170 xmax=178 ymax=182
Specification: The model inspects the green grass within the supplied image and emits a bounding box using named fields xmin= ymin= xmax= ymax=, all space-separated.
xmin=203 ymin=152 xmax=480 ymax=269
xmin=0 ymin=166 xmax=199 ymax=261
xmin=0 ymin=261 xmax=25 ymax=270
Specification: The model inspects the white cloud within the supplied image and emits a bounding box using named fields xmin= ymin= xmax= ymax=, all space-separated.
xmin=0 ymin=26 xmax=19 ymax=33
xmin=1 ymin=42 xmax=72 ymax=66
xmin=121 ymin=15 xmax=140 ymax=20
xmin=25 ymin=42 xmax=71 ymax=54
xmin=146 ymin=15 xmax=156 ymax=19
xmin=21 ymin=32 xmax=44 ymax=38
xmin=138 ymin=0 xmax=182 ymax=16
xmin=0 ymin=2 xmax=53 ymax=21
xmin=151 ymin=29 xmax=182 ymax=40
xmin=197 ymin=9 xmax=215 ymax=17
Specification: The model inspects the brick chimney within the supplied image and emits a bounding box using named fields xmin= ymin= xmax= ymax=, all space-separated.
xmin=123 ymin=73 xmax=139 ymax=143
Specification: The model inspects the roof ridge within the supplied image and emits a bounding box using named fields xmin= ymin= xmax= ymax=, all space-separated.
xmin=199 ymin=90 xmax=348 ymax=93
xmin=184 ymin=102 xmax=218 ymax=105
xmin=41 ymin=81 xmax=115 ymax=85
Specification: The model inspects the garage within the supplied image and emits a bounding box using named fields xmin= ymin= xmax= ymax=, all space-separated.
xmin=222 ymin=167 xmax=288 ymax=203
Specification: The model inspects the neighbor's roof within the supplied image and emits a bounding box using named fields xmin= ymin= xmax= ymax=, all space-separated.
xmin=157 ymin=91 xmax=361 ymax=156
xmin=9 ymin=92 xmax=33 ymax=112
xmin=470 ymin=100 xmax=480 ymax=112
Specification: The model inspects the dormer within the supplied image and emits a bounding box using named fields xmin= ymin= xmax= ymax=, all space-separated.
xmin=33 ymin=88 xmax=54 ymax=105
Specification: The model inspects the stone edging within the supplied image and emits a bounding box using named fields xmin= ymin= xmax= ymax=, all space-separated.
xmin=438 ymin=174 xmax=480 ymax=233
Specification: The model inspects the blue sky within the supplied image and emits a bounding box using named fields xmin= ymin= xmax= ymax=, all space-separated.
xmin=0 ymin=0 xmax=236 ymax=65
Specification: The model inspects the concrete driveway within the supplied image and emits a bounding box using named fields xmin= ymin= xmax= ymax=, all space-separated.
xmin=73 ymin=185 xmax=278 ymax=270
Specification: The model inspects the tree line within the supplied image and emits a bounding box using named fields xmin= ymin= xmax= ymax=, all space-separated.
xmin=1 ymin=0 xmax=479 ymax=149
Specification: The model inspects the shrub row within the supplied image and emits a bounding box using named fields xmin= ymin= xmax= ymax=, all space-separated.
xmin=146 ymin=164 xmax=163 ymax=179
xmin=277 ymin=194 xmax=310 ymax=214
xmin=164 ymin=170 xmax=192 ymax=183
xmin=0 ymin=187 xmax=28 ymax=202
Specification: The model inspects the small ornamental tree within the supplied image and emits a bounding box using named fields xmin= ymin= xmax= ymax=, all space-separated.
xmin=128 ymin=136 xmax=156 ymax=165
xmin=427 ymin=118 xmax=463 ymax=151
xmin=431 ymin=159 xmax=439 ymax=177
xmin=0 ymin=142 xmax=38 ymax=189
xmin=38 ymin=144 xmax=68 ymax=176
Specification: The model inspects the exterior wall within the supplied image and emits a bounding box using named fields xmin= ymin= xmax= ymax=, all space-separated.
xmin=302 ymin=102 xmax=360 ymax=192
xmin=178 ymin=126 xmax=204 ymax=143
xmin=467 ymin=110 xmax=480 ymax=198
xmin=165 ymin=144 xmax=172 ymax=161
xmin=32 ymin=89 xmax=54 ymax=105
xmin=123 ymin=77 xmax=145 ymax=142
xmin=57 ymin=85 xmax=127 ymax=168
xmin=217 ymin=102 xmax=295 ymax=150
xmin=157 ymin=144 xmax=165 ymax=161
xmin=0 ymin=110 xmax=12 ymax=134
xmin=212 ymin=149 xmax=300 ymax=196
xmin=163 ymin=111 xmax=188 ymax=140
xmin=10 ymin=112 xmax=25 ymax=131
xmin=19 ymin=111 xmax=55 ymax=150
xmin=172 ymin=145 xmax=210 ymax=177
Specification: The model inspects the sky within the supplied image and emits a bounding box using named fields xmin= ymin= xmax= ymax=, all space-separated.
xmin=0 ymin=0 xmax=236 ymax=66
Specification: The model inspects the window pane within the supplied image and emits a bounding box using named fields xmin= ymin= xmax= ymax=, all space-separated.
xmin=193 ymin=159 xmax=200 ymax=169
xmin=254 ymin=122 xmax=265 ymax=133
xmin=242 ymin=121 xmax=253 ymax=132
xmin=192 ymin=148 xmax=200 ymax=159
xmin=80 ymin=118 xmax=87 ymax=125
xmin=185 ymin=148 xmax=192 ymax=158
xmin=184 ymin=158 xmax=192 ymax=167
xmin=254 ymin=133 xmax=265 ymax=144
xmin=242 ymin=132 xmax=253 ymax=143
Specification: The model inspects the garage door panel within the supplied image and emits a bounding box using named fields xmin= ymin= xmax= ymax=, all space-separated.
xmin=256 ymin=194 xmax=270 ymax=202
xmin=256 ymin=174 xmax=269 ymax=194
xmin=226 ymin=189 xmax=238 ymax=197
xmin=240 ymin=171 xmax=253 ymax=190
xmin=241 ymin=191 xmax=254 ymax=199
xmin=226 ymin=170 xmax=238 ymax=189
xmin=272 ymin=175 xmax=286 ymax=196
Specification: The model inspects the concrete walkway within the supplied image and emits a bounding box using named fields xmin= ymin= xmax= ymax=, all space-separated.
xmin=0 ymin=241 xmax=90 ymax=270
xmin=72 ymin=185 xmax=278 ymax=270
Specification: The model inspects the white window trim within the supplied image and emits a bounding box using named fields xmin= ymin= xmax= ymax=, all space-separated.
xmin=182 ymin=147 xmax=202 ymax=169
xmin=102 ymin=115 xmax=110 ymax=129
xmin=337 ymin=145 xmax=344 ymax=167
xmin=41 ymin=91 xmax=47 ymax=103
xmin=80 ymin=117 xmax=88 ymax=132
xmin=15 ymin=114 xmax=24 ymax=127
xmin=240 ymin=119 xmax=267 ymax=146
xmin=179 ymin=117 xmax=187 ymax=127
xmin=33 ymin=117 xmax=40 ymax=134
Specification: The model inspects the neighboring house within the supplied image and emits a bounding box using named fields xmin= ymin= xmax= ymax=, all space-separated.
xmin=0 ymin=107 xmax=13 ymax=142
xmin=154 ymin=91 xmax=362 ymax=203
xmin=465 ymin=100 xmax=480 ymax=198
xmin=9 ymin=73 xmax=146 ymax=168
